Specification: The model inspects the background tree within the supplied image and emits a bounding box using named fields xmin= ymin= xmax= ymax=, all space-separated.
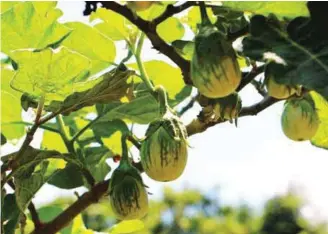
xmin=1 ymin=1 xmax=328 ymax=234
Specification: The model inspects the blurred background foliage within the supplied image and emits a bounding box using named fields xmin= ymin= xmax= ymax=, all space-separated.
xmin=31 ymin=187 xmax=327 ymax=234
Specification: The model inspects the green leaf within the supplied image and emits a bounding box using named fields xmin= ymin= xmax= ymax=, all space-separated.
xmin=128 ymin=60 xmax=185 ymax=99
xmin=1 ymin=67 xmax=24 ymax=140
xmin=62 ymin=22 xmax=116 ymax=76
xmin=311 ymin=92 xmax=328 ymax=150
xmin=2 ymin=146 xmax=81 ymax=178
xmin=15 ymin=161 xmax=57 ymax=212
xmin=92 ymin=119 xmax=129 ymax=138
xmin=2 ymin=194 xmax=21 ymax=234
xmin=44 ymin=67 xmax=134 ymax=115
xmin=85 ymin=146 xmax=112 ymax=182
xmin=97 ymin=93 xmax=160 ymax=124
xmin=222 ymin=2 xmax=309 ymax=18
xmin=1 ymin=133 xmax=7 ymax=145
xmin=1 ymin=2 xmax=71 ymax=54
xmin=48 ymin=163 xmax=84 ymax=189
xmin=10 ymin=47 xmax=91 ymax=100
xmin=242 ymin=15 xmax=328 ymax=99
xmin=157 ymin=17 xmax=185 ymax=43
xmin=90 ymin=8 xmax=137 ymax=41
xmin=211 ymin=7 xmax=249 ymax=36
xmin=172 ymin=40 xmax=195 ymax=60
xmin=109 ymin=220 xmax=145 ymax=234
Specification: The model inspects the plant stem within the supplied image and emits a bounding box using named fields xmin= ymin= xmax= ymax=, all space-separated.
xmin=135 ymin=33 xmax=155 ymax=93
xmin=70 ymin=117 xmax=99 ymax=144
xmin=121 ymin=134 xmax=129 ymax=163
xmin=127 ymin=134 xmax=141 ymax=150
xmin=3 ymin=121 xmax=60 ymax=134
xmin=56 ymin=116 xmax=95 ymax=187
xmin=155 ymin=85 xmax=169 ymax=115
xmin=55 ymin=115 xmax=74 ymax=153
xmin=1 ymin=96 xmax=46 ymax=188
xmin=199 ymin=1 xmax=210 ymax=25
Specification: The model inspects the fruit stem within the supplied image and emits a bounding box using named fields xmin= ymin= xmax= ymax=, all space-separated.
xmin=121 ymin=134 xmax=130 ymax=163
xmin=199 ymin=1 xmax=210 ymax=25
xmin=135 ymin=33 xmax=155 ymax=93
xmin=155 ymin=85 xmax=169 ymax=115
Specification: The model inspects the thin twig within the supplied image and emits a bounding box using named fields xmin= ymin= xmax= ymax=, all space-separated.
xmin=70 ymin=117 xmax=100 ymax=143
xmin=153 ymin=2 xmax=195 ymax=25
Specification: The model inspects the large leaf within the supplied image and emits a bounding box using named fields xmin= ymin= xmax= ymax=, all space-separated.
xmin=242 ymin=14 xmax=328 ymax=99
xmin=44 ymin=67 xmax=134 ymax=115
xmin=10 ymin=47 xmax=91 ymax=100
xmin=15 ymin=161 xmax=57 ymax=212
xmin=84 ymin=146 xmax=112 ymax=182
xmin=62 ymin=22 xmax=116 ymax=76
xmin=2 ymin=194 xmax=21 ymax=234
xmin=1 ymin=146 xmax=81 ymax=178
xmin=1 ymin=67 xmax=24 ymax=140
xmin=97 ymin=93 xmax=159 ymax=124
xmin=157 ymin=17 xmax=185 ymax=43
xmin=221 ymin=2 xmax=309 ymax=18
xmin=48 ymin=163 xmax=84 ymax=189
xmin=42 ymin=131 xmax=69 ymax=153
xmin=128 ymin=60 xmax=185 ymax=99
xmin=311 ymin=92 xmax=328 ymax=149
xmin=90 ymin=8 xmax=136 ymax=41
xmin=1 ymin=2 xmax=71 ymax=54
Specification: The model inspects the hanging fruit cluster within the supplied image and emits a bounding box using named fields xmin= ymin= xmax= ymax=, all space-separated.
xmin=262 ymin=63 xmax=320 ymax=142
xmin=109 ymin=86 xmax=188 ymax=220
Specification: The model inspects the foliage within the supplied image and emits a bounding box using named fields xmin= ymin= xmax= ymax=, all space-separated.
xmin=1 ymin=1 xmax=328 ymax=233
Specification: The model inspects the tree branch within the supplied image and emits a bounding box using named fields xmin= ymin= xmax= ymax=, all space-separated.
xmin=186 ymin=96 xmax=280 ymax=136
xmin=153 ymin=2 xmax=195 ymax=25
xmin=31 ymin=180 xmax=109 ymax=234
xmin=236 ymin=66 xmax=265 ymax=92
xmin=84 ymin=1 xmax=191 ymax=84
xmin=251 ymin=80 xmax=267 ymax=97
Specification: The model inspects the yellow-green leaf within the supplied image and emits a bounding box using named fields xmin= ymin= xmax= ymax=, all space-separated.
xmin=1 ymin=67 xmax=24 ymax=140
xmin=62 ymin=22 xmax=116 ymax=76
xmin=1 ymin=2 xmax=71 ymax=54
xmin=10 ymin=47 xmax=90 ymax=100
xmin=128 ymin=60 xmax=185 ymax=98
xmin=90 ymin=8 xmax=136 ymax=41
xmin=222 ymin=1 xmax=309 ymax=18
xmin=42 ymin=131 xmax=68 ymax=153
xmin=109 ymin=220 xmax=145 ymax=234
xmin=0 ymin=1 xmax=19 ymax=13
xmin=157 ymin=17 xmax=185 ymax=43
xmin=311 ymin=92 xmax=328 ymax=150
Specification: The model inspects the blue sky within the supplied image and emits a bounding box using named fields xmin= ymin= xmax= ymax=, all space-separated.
xmin=2 ymin=1 xmax=328 ymax=223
